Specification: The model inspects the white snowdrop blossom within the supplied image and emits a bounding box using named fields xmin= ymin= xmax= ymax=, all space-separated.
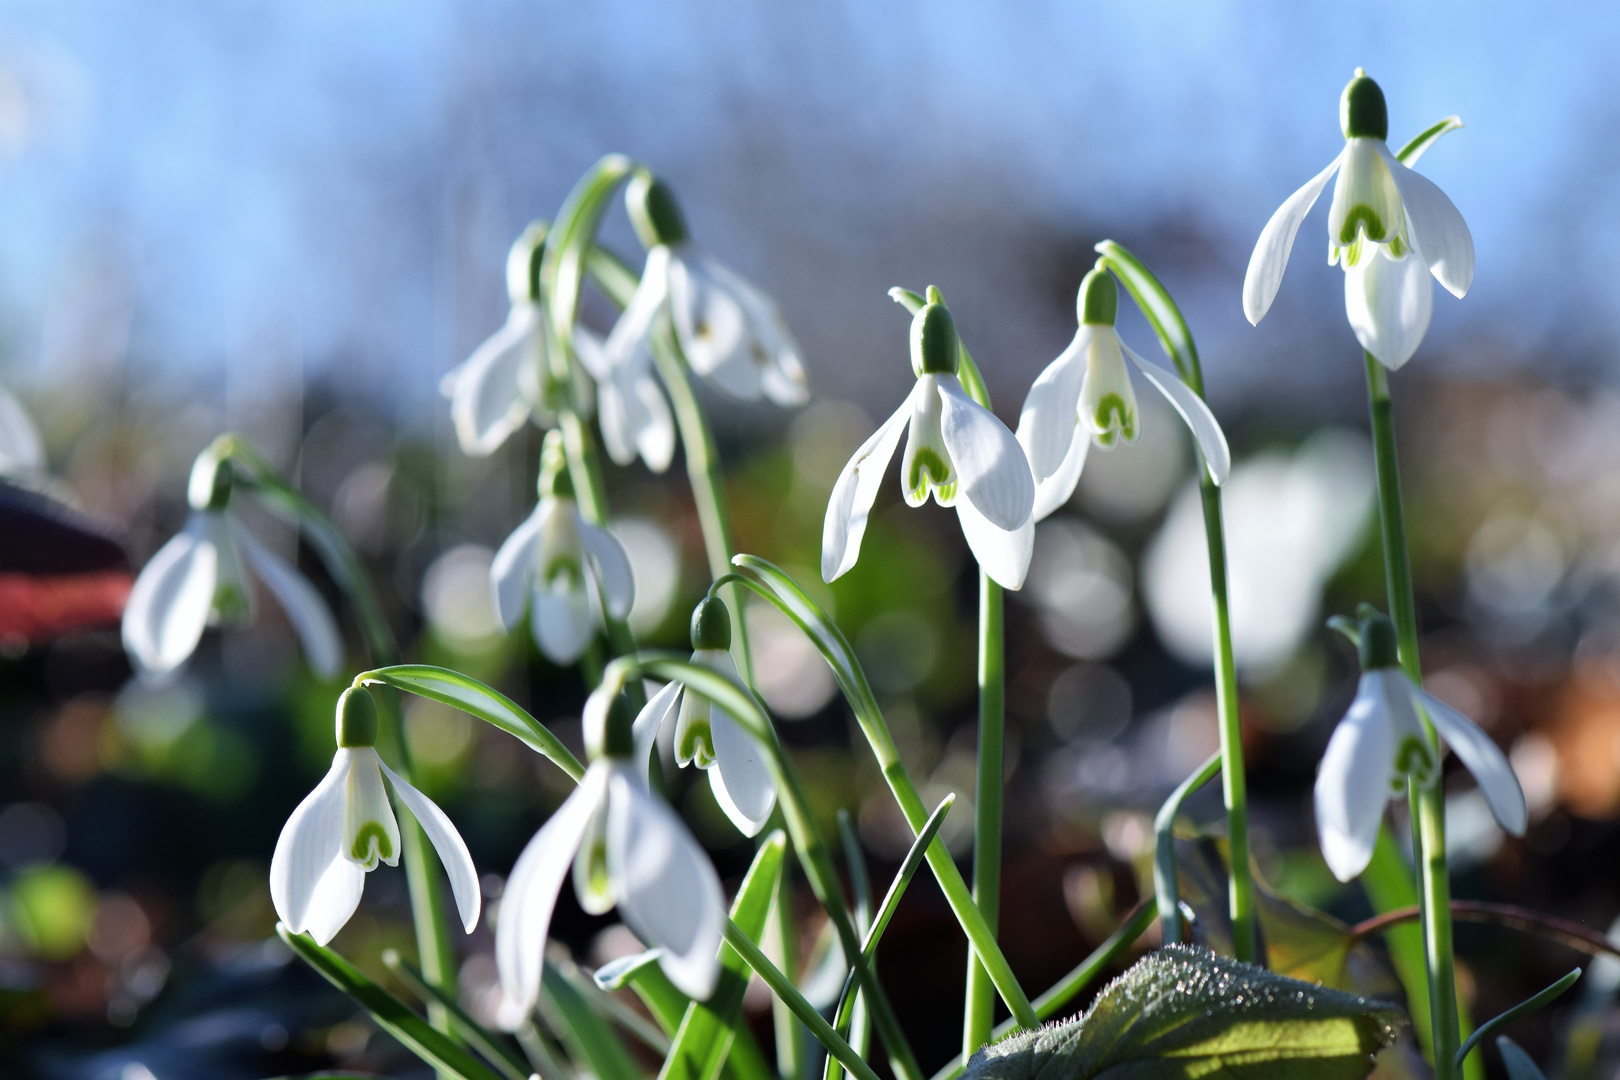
xmin=1315 ymin=614 xmax=1526 ymax=882
xmin=122 ymin=461 xmax=342 ymax=680
xmin=601 ymin=172 xmax=808 ymax=416
xmin=1243 ymin=69 xmax=1474 ymax=370
xmin=271 ymin=687 xmax=481 ymax=945
xmin=633 ymin=598 xmax=776 ymax=836
xmin=498 ymin=690 xmax=725 ymax=1024
xmin=1017 ymin=265 xmax=1231 ymax=522
xmin=575 ymin=325 xmax=676 ymax=473
xmin=490 ymin=433 xmax=634 ymax=666
xmin=823 ymin=295 xmax=1036 ymax=590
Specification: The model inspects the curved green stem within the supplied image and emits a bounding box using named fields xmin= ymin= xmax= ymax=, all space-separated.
xmin=1154 ymin=752 xmax=1221 ymax=945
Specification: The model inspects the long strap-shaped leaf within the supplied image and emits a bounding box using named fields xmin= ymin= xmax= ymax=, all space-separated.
xmin=384 ymin=949 xmax=530 ymax=1080
xmin=278 ymin=926 xmax=502 ymax=1080
xmin=356 ymin=665 xmax=585 ymax=782
xmin=724 ymin=556 xmax=1039 ymax=1030
xmin=660 ymin=830 xmax=787 ymax=1080
xmin=541 ymin=958 xmax=643 ymax=1080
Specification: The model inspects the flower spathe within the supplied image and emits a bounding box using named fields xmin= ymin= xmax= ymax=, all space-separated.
xmin=1243 ymin=69 xmax=1474 ymax=369
xmin=632 ymin=598 xmax=776 ymax=836
xmin=823 ymin=295 xmax=1036 ymax=590
xmin=1016 ymin=265 xmax=1231 ymax=522
xmin=491 ymin=433 xmax=635 ymax=666
xmin=1314 ymin=617 xmax=1526 ymax=882
xmin=271 ymin=688 xmax=481 ymax=946
xmin=497 ymin=691 xmax=725 ymax=1022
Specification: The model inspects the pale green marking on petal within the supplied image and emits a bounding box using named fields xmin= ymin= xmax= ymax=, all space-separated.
xmin=931 ymin=478 xmax=958 ymax=507
xmin=907 ymin=446 xmax=952 ymax=502
xmin=1338 ymin=205 xmax=1386 ymax=245
xmin=350 ymin=821 xmax=394 ymax=867
xmin=1393 ymin=735 xmax=1436 ymax=786
xmin=1092 ymin=392 xmax=1137 ymax=445
xmin=212 ymin=581 xmax=251 ymax=624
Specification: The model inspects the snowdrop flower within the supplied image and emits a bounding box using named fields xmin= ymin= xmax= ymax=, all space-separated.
xmin=0 ymin=383 xmax=44 ymax=478
xmin=498 ymin=689 xmax=725 ymax=1023
xmin=1315 ymin=612 xmax=1526 ymax=881
xmin=122 ymin=458 xmax=342 ymax=680
xmin=823 ymin=291 xmax=1035 ymax=590
xmin=574 ymin=324 xmax=676 ymax=473
xmin=633 ymin=597 xmax=776 ymax=836
xmin=272 ymin=687 xmax=480 ymax=945
xmin=1244 ymin=69 xmax=1474 ymax=369
xmin=1017 ymin=265 xmax=1231 ymax=522
xmin=490 ymin=431 xmax=634 ymax=665
xmin=602 ymin=170 xmax=808 ymax=411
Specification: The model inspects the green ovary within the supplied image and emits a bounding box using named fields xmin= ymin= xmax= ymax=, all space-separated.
xmin=1091 ymin=393 xmax=1137 ymax=447
xmin=350 ymin=822 xmax=394 ymax=867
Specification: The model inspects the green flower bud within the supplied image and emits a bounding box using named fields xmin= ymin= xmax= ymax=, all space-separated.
xmin=626 ymin=169 xmax=690 ymax=249
xmin=506 ymin=221 xmax=549 ymax=305
xmin=1357 ymin=611 xmax=1400 ymax=671
xmin=538 ymin=430 xmax=574 ymax=499
xmin=187 ymin=455 xmax=234 ymax=512
xmin=584 ymin=689 xmax=636 ymax=761
xmin=1340 ymin=68 xmax=1388 ymax=141
xmin=1077 ymin=264 xmax=1117 ymax=326
xmin=910 ymin=300 xmax=960 ymax=378
xmin=690 ymin=597 xmax=732 ymax=651
xmin=336 ymin=686 xmax=379 ymax=748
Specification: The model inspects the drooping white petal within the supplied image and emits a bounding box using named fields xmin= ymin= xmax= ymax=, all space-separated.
xmin=614 ymin=359 xmax=678 ymax=472
xmin=602 ymin=247 xmax=672 ymax=373
xmin=578 ymin=521 xmax=635 ymax=620
xmin=490 ymin=507 xmax=544 ymax=632
xmin=1344 ymin=242 xmax=1433 ymax=370
xmin=957 ymin=496 xmax=1035 ymax=591
xmin=1314 ymin=672 xmax=1398 ymax=882
xmin=1121 ymin=344 xmax=1232 ymax=486
xmin=272 ymin=751 xmax=365 ymax=944
xmin=1377 ymin=143 xmax=1474 ymax=299
xmin=821 ymin=386 xmax=918 ymax=583
xmin=701 ymin=650 xmax=776 ymax=835
xmin=234 ymin=526 xmax=344 ymax=679
xmin=0 ymin=385 xmax=44 ymax=475
xmin=573 ymin=326 xmax=613 ymax=382
xmin=450 ymin=304 xmax=542 ymax=457
xmin=379 ymin=760 xmax=482 ymax=932
xmin=633 ymin=681 xmax=684 ymax=782
xmin=342 ymin=748 xmax=402 ymax=870
xmin=1327 ymin=139 xmax=1406 ymax=259
xmin=936 ymin=375 xmax=1035 ymax=532
xmin=497 ymin=767 xmax=608 ymax=1025
xmin=1029 ymin=425 xmax=1090 ymax=523
xmin=1243 ymin=148 xmax=1346 ymax=325
xmin=668 ymin=249 xmax=759 ymax=400
xmin=1016 ymin=329 xmax=1089 ymax=484
xmin=533 ymin=577 xmax=594 ymax=665
xmin=121 ymin=522 xmax=218 ymax=678
xmin=606 ymin=766 xmax=725 ymax=1000
xmin=199 ymin=512 xmax=254 ymax=626
xmin=692 ymin=252 xmax=809 ymax=406
xmin=1416 ymin=687 xmax=1527 ymax=836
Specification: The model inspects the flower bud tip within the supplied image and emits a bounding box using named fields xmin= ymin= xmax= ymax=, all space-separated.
xmin=336 ymin=686 xmax=379 ymax=748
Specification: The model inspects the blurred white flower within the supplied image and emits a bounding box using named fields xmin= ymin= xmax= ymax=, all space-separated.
xmin=271 ymin=688 xmax=480 ymax=944
xmin=575 ymin=326 xmax=675 ymax=473
xmin=0 ymin=383 xmax=44 ymax=477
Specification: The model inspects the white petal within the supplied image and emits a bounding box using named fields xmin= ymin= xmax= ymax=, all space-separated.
xmin=497 ymin=768 xmax=607 ymax=1025
xmin=343 ymin=748 xmax=402 ymax=870
xmin=380 ymin=760 xmax=482 ymax=932
xmin=957 ymin=497 xmax=1035 ymax=591
xmin=451 ymin=304 xmax=541 ymax=457
xmin=490 ymin=507 xmax=544 ymax=632
xmin=1016 ymin=329 xmax=1089 ymax=484
xmin=533 ymin=578 xmax=594 ymax=665
xmin=936 ymin=375 xmax=1035 ymax=531
xmin=272 ymin=751 xmax=364 ymax=943
xmin=1314 ymin=673 xmax=1397 ymax=882
xmin=594 ymin=370 xmax=638 ymax=466
xmin=602 ymin=248 xmax=671 ymax=373
xmin=626 ymin=364 xmax=677 ymax=472
xmin=0 ymin=385 xmax=44 ymax=475
xmin=606 ymin=766 xmax=725 ymax=1001
xmin=702 ymin=651 xmax=776 ymax=835
xmin=821 ymin=389 xmax=916 ymax=582
xmin=121 ymin=522 xmax=217 ymax=678
xmin=633 ymin=681 xmax=684 ymax=782
xmin=1416 ymin=688 xmax=1527 ymax=836
xmin=701 ymin=254 xmax=809 ymax=407
xmin=1243 ymin=149 xmax=1346 ymax=325
xmin=1344 ymin=244 xmax=1433 ymax=370
xmin=668 ymin=250 xmax=756 ymax=399
xmin=573 ymin=326 xmax=613 ymax=381
xmin=1030 ymin=426 xmax=1090 ymax=523
xmin=1378 ymin=143 xmax=1474 ymax=298
xmin=235 ymin=527 xmax=345 ymax=679
xmin=578 ymin=520 xmax=635 ymax=619
xmin=1121 ymin=344 xmax=1232 ymax=486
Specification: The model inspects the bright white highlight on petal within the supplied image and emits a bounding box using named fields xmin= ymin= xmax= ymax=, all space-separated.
xmin=271 ymin=751 xmax=355 ymax=942
xmin=578 ymin=521 xmax=635 ymax=620
xmin=632 ymin=681 xmax=684 ymax=781
xmin=936 ymin=375 xmax=1034 ymax=532
xmin=490 ymin=508 xmax=544 ymax=632
xmin=957 ymin=497 xmax=1034 ymax=590
xmin=1378 ymin=143 xmax=1474 ymax=298
xmin=121 ymin=519 xmax=219 ymax=678
xmin=821 ymin=387 xmax=916 ymax=583
xmin=1016 ymin=328 xmax=1089 ymax=485
xmin=533 ymin=577 xmax=593 ymax=665
xmin=1243 ymin=148 xmax=1345 ymax=325
xmin=380 ymin=760 xmax=483 ymax=932
xmin=1418 ymin=689 xmax=1528 ymax=836
xmin=701 ymin=650 xmax=776 ymax=835
xmin=1344 ymin=241 xmax=1433 ymax=370
xmin=235 ymin=527 xmax=345 ymax=679
xmin=603 ymin=248 xmax=672 ymax=375
xmin=1029 ymin=429 xmax=1090 ymax=524
xmin=1120 ymin=344 xmax=1231 ymax=486
xmin=448 ymin=303 xmax=542 ymax=457
xmin=0 ymin=385 xmax=44 ymax=476
xmin=1315 ymin=671 xmax=1398 ymax=882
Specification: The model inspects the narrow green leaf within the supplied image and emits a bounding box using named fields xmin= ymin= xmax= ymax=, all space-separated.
xmin=276 ymin=925 xmax=503 ymax=1080
xmin=383 ymin=949 xmax=530 ymax=1080
xmin=1093 ymin=241 xmax=1202 ymax=394
xmin=1153 ymin=753 xmax=1220 ymax=946
xmin=357 ymin=665 xmax=585 ymax=781
xmin=541 ymin=959 xmax=643 ymax=1080
xmin=1495 ymin=1036 xmax=1549 ymax=1080
xmin=660 ymin=831 xmax=788 ymax=1080
xmin=585 ymin=244 xmax=641 ymax=309
xmin=557 ymin=958 xmax=673 ymax=1054
xmin=963 ymin=945 xmax=1401 ymax=1080
xmin=1396 ymin=116 xmax=1463 ymax=166
xmin=1456 ymin=969 xmax=1579 ymax=1070
xmin=595 ymin=950 xmax=691 ymax=1033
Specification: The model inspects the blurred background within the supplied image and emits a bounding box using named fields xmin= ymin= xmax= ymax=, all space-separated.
xmin=2 ymin=1 xmax=1620 ymax=1077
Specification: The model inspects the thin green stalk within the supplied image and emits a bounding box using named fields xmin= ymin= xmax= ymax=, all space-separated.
xmin=1154 ymin=752 xmax=1221 ymax=945
xmin=1365 ymin=351 xmax=1459 ymax=1080
xmin=964 ymin=574 xmax=1004 ymax=1058
xmin=767 ymin=861 xmax=805 ymax=1080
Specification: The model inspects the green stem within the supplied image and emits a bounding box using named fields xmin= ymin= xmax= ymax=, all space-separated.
xmin=963 ymin=573 xmax=1003 ymax=1058
xmin=766 ymin=861 xmax=804 ymax=1080
xmin=1365 ymin=352 xmax=1458 ymax=1080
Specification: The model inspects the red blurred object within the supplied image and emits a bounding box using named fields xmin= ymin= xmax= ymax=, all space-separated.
xmin=0 ymin=482 xmax=131 ymax=640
